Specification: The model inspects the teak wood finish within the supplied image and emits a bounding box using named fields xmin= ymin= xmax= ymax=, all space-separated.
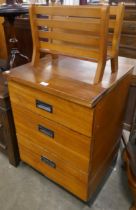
xmin=8 ymin=54 xmax=133 ymax=201
xmin=88 ymin=4 xmax=125 ymax=72
xmin=29 ymin=4 xmax=124 ymax=83
xmin=29 ymin=5 xmax=110 ymax=84
xmin=108 ymin=4 xmax=125 ymax=72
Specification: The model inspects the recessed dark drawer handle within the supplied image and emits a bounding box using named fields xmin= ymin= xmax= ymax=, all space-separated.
xmin=38 ymin=124 xmax=54 ymax=138
xmin=36 ymin=100 xmax=53 ymax=113
xmin=40 ymin=155 xmax=56 ymax=168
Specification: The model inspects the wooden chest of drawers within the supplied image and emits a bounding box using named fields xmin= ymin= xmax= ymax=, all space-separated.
xmin=8 ymin=56 xmax=133 ymax=201
xmin=0 ymin=74 xmax=19 ymax=166
xmin=119 ymin=5 xmax=136 ymax=59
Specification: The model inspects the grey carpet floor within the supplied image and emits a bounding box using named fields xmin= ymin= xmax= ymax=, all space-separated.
xmin=0 ymin=146 xmax=133 ymax=210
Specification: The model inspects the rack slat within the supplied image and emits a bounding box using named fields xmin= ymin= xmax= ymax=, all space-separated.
xmin=36 ymin=19 xmax=100 ymax=34
xmin=40 ymin=42 xmax=99 ymax=60
xmin=35 ymin=6 xmax=103 ymax=18
xmin=38 ymin=31 xmax=100 ymax=48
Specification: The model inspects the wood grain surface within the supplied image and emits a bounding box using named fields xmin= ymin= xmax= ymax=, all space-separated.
xmin=8 ymin=55 xmax=133 ymax=107
xmin=8 ymin=56 xmax=133 ymax=200
xmin=18 ymin=134 xmax=88 ymax=200
xmin=9 ymin=81 xmax=93 ymax=137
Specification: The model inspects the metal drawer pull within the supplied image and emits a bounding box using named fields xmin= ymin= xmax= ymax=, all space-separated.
xmin=38 ymin=124 xmax=54 ymax=138
xmin=36 ymin=100 xmax=53 ymax=113
xmin=40 ymin=155 xmax=56 ymax=168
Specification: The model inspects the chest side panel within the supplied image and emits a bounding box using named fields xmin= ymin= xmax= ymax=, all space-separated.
xmin=88 ymin=72 xmax=132 ymax=199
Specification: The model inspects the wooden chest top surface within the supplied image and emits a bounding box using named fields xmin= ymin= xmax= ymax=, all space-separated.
xmin=8 ymin=56 xmax=133 ymax=107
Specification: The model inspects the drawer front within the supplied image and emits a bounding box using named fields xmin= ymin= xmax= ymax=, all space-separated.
xmin=18 ymin=134 xmax=88 ymax=200
xmin=122 ymin=21 xmax=136 ymax=35
xmin=120 ymin=34 xmax=136 ymax=49
xmin=9 ymin=81 xmax=93 ymax=137
xmin=13 ymin=107 xmax=90 ymax=172
xmin=124 ymin=10 xmax=136 ymax=21
xmin=13 ymin=105 xmax=91 ymax=159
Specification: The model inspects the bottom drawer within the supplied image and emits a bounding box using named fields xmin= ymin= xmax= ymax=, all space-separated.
xmin=18 ymin=134 xmax=89 ymax=201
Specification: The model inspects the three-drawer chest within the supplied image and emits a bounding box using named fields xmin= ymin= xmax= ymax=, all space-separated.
xmin=8 ymin=56 xmax=133 ymax=201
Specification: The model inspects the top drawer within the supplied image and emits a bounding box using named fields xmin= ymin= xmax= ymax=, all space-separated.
xmin=9 ymin=81 xmax=93 ymax=137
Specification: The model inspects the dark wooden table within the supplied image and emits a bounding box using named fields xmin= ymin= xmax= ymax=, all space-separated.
xmin=124 ymin=75 xmax=136 ymax=130
xmin=3 ymin=16 xmax=33 ymax=67
xmin=0 ymin=73 xmax=19 ymax=166
xmin=0 ymin=4 xmax=30 ymax=69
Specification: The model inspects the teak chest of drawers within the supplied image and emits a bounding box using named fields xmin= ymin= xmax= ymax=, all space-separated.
xmin=8 ymin=56 xmax=133 ymax=201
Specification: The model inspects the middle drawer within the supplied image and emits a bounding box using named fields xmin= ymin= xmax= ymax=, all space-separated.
xmin=13 ymin=105 xmax=91 ymax=173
